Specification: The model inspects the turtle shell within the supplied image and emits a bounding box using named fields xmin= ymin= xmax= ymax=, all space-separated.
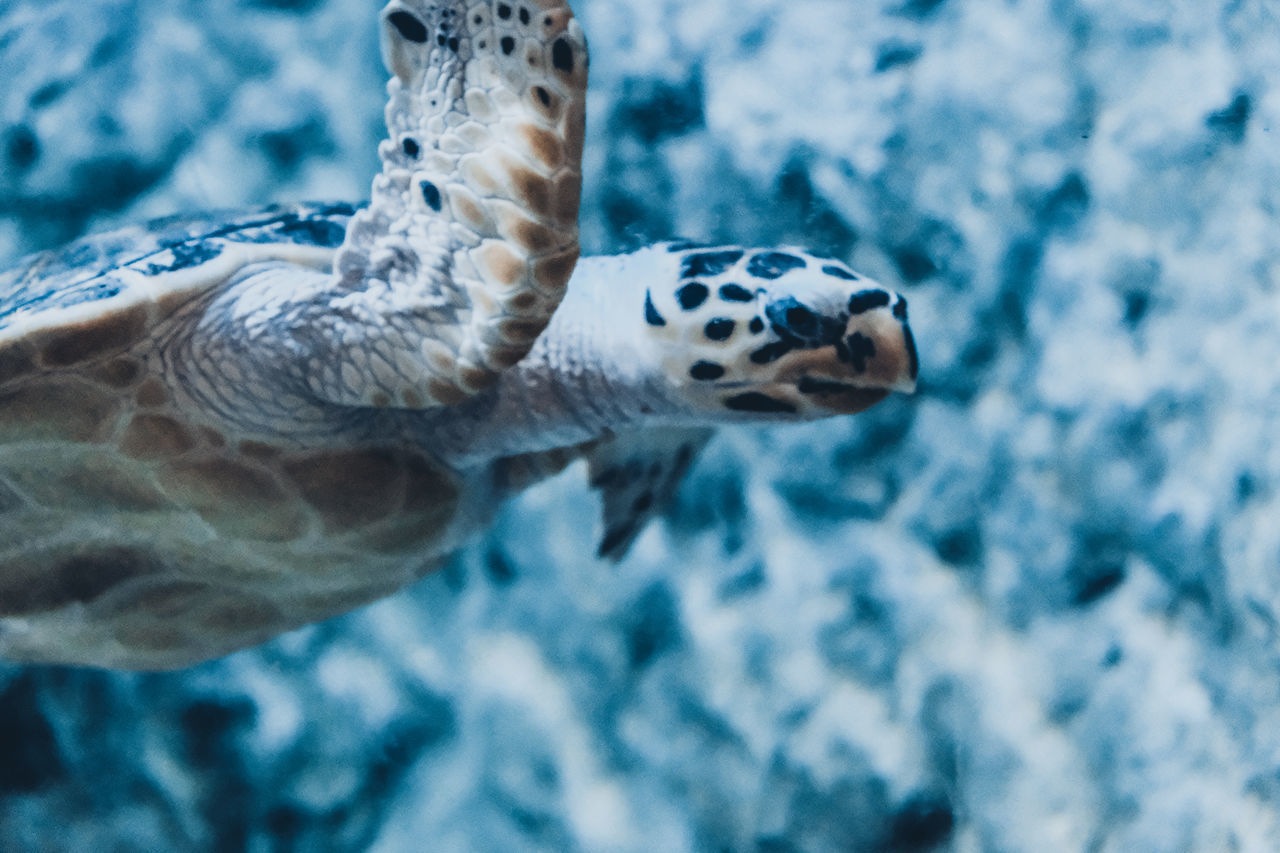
xmin=0 ymin=201 xmax=359 ymax=382
xmin=0 ymin=200 xmax=484 ymax=669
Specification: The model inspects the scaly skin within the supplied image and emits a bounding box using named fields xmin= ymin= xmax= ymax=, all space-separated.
xmin=0 ymin=0 xmax=918 ymax=669
xmin=325 ymin=0 xmax=588 ymax=408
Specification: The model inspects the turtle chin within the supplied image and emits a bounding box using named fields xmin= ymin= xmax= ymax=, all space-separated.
xmin=773 ymin=341 xmax=912 ymax=415
xmin=795 ymin=378 xmax=890 ymax=414
xmin=712 ymin=379 xmax=890 ymax=420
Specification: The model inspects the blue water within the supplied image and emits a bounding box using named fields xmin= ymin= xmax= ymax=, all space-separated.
xmin=2 ymin=0 xmax=1280 ymax=849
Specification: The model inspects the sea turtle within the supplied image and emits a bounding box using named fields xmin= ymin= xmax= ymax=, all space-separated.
xmin=0 ymin=0 xmax=918 ymax=670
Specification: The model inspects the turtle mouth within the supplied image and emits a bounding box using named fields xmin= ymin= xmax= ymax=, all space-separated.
xmin=796 ymin=376 xmax=890 ymax=414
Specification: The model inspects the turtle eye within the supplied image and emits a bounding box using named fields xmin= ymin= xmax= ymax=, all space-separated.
xmin=784 ymin=305 xmax=818 ymax=337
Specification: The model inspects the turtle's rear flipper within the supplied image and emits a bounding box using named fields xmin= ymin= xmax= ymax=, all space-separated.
xmin=587 ymin=428 xmax=713 ymax=560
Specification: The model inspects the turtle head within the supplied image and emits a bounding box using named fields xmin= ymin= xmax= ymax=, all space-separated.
xmin=643 ymin=245 xmax=918 ymax=421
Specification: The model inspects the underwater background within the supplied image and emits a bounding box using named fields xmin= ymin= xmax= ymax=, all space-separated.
xmin=2 ymin=0 xmax=1280 ymax=849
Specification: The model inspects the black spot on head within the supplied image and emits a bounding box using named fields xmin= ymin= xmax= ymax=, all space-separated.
xmin=501 ymin=36 xmax=516 ymax=55
xmin=704 ymin=318 xmax=735 ymax=341
xmin=437 ymin=33 xmax=447 ymax=46
xmin=749 ymin=317 xmax=765 ymax=334
xmin=902 ymin=324 xmax=919 ymax=380
xmin=750 ymin=341 xmax=793 ymax=364
xmin=401 ymin=137 xmax=420 ymax=158
xmin=447 ymin=36 xmax=460 ymax=52
xmin=842 ymin=332 xmax=877 ymax=373
xmin=681 ymin=249 xmax=744 ymax=279
xmin=719 ymin=283 xmax=754 ymax=302
xmin=822 ymin=264 xmax=859 ymax=281
xmin=497 ymin=3 xmax=512 ymax=19
xmin=474 ymin=13 xmax=483 ymax=25
xmin=676 ymin=282 xmax=710 ymax=310
xmin=534 ymin=86 xmax=551 ymax=107
xmin=387 ymin=10 xmax=429 ymax=43
xmin=420 ymin=180 xmax=442 ymax=212
xmin=690 ymin=361 xmax=725 ymax=381
xmin=644 ymin=290 xmax=666 ymax=326
xmin=552 ymin=37 xmax=574 ymax=73
xmin=747 ymin=251 xmax=807 ymax=280
xmin=847 ymin=289 xmax=892 ymax=314
xmin=893 ymin=295 xmax=909 ymax=321
xmin=519 ymin=7 xmax=531 ymax=25
xmin=725 ymin=392 xmax=797 ymax=414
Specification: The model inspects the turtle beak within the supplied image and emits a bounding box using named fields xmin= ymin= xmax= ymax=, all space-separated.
xmin=781 ymin=293 xmax=918 ymax=413
xmin=858 ymin=292 xmax=918 ymax=394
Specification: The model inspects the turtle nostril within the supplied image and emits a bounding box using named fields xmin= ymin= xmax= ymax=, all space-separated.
xmin=844 ymin=332 xmax=877 ymax=373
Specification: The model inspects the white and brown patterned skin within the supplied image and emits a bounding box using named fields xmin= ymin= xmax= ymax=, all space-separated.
xmin=0 ymin=0 xmax=589 ymax=670
xmin=327 ymin=0 xmax=587 ymax=408
xmin=0 ymin=0 xmax=920 ymax=670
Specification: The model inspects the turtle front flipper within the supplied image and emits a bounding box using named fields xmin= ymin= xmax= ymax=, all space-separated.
xmin=322 ymin=0 xmax=588 ymax=408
